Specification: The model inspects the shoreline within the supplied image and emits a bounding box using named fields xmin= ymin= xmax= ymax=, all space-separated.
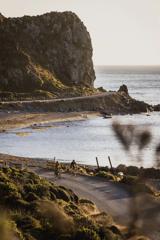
xmin=0 ymin=111 xmax=99 ymax=132
xmin=0 ymin=107 xmax=159 ymax=132
xmin=0 ymin=110 xmax=160 ymax=171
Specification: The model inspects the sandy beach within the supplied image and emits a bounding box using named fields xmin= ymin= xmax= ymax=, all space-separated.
xmin=0 ymin=111 xmax=99 ymax=132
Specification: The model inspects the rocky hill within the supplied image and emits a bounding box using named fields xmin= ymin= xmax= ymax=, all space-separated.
xmin=0 ymin=12 xmax=95 ymax=99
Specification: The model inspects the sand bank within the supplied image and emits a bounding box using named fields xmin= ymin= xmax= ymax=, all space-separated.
xmin=0 ymin=111 xmax=98 ymax=132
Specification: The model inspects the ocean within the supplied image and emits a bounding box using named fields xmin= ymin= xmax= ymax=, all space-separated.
xmin=1 ymin=66 xmax=160 ymax=167
xmin=95 ymin=66 xmax=160 ymax=105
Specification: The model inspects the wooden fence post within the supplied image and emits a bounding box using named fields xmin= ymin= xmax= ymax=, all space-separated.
xmin=96 ymin=157 xmax=100 ymax=170
xmin=108 ymin=156 xmax=114 ymax=174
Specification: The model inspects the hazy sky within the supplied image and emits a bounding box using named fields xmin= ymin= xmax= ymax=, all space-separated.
xmin=1 ymin=0 xmax=160 ymax=65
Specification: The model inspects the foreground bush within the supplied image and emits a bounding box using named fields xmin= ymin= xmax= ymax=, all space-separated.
xmin=95 ymin=171 xmax=116 ymax=181
xmin=0 ymin=167 xmax=123 ymax=240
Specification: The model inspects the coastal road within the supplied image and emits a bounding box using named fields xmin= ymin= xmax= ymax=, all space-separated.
xmin=56 ymin=173 xmax=131 ymax=224
xmin=1 ymin=92 xmax=113 ymax=105
xmin=38 ymin=170 xmax=160 ymax=239
xmin=38 ymin=170 xmax=131 ymax=225
xmin=0 ymin=91 xmax=120 ymax=113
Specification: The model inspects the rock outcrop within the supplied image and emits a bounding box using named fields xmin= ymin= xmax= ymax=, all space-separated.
xmin=0 ymin=12 xmax=95 ymax=95
xmin=118 ymin=84 xmax=129 ymax=95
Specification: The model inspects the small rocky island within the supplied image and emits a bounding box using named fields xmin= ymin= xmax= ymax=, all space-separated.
xmin=0 ymin=11 xmax=156 ymax=114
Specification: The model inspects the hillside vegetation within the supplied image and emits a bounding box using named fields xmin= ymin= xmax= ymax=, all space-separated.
xmin=0 ymin=167 xmax=124 ymax=240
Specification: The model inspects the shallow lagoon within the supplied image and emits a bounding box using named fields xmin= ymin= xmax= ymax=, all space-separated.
xmin=1 ymin=112 xmax=160 ymax=167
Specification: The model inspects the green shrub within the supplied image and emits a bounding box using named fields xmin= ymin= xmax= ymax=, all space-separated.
xmin=98 ymin=227 xmax=122 ymax=240
xmin=0 ymin=171 xmax=9 ymax=183
xmin=121 ymin=175 xmax=138 ymax=185
xmin=25 ymin=192 xmax=40 ymax=202
xmin=1 ymin=167 xmax=12 ymax=175
xmin=0 ymin=182 xmax=19 ymax=196
xmin=75 ymin=216 xmax=97 ymax=231
xmin=126 ymin=166 xmax=139 ymax=176
xmin=65 ymin=202 xmax=81 ymax=217
xmin=15 ymin=199 xmax=30 ymax=210
xmin=0 ymin=182 xmax=21 ymax=207
xmin=15 ymin=215 xmax=41 ymax=231
xmin=50 ymin=186 xmax=71 ymax=202
xmin=74 ymin=227 xmax=100 ymax=240
xmin=79 ymin=199 xmax=94 ymax=205
xmin=24 ymin=183 xmax=50 ymax=198
xmin=96 ymin=171 xmax=116 ymax=181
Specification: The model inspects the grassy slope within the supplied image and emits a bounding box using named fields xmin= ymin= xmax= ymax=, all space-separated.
xmin=0 ymin=167 xmax=123 ymax=240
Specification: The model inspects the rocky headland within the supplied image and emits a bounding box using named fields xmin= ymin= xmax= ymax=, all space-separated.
xmin=0 ymin=12 xmax=157 ymax=114
xmin=0 ymin=12 xmax=96 ymax=98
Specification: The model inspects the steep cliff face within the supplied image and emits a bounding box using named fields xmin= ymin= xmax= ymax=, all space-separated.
xmin=0 ymin=13 xmax=5 ymax=23
xmin=0 ymin=12 xmax=95 ymax=95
